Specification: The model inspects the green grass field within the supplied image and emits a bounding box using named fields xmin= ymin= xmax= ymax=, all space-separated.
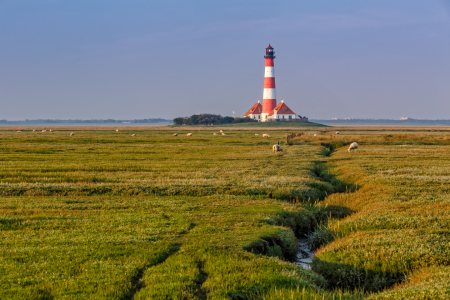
xmin=168 ymin=121 xmax=327 ymax=129
xmin=1 ymin=127 xmax=450 ymax=299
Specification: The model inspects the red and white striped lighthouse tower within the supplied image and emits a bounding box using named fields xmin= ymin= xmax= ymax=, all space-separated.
xmin=244 ymin=44 xmax=301 ymax=122
xmin=261 ymin=44 xmax=276 ymax=121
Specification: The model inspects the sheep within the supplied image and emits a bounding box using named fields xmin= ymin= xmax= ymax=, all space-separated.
xmin=16 ymin=131 xmax=22 ymax=133
xmin=263 ymin=134 xmax=270 ymax=138
xmin=220 ymin=130 xmax=223 ymax=133
xmin=33 ymin=129 xmax=36 ymax=132
xmin=213 ymin=133 xmax=217 ymax=136
xmin=187 ymin=133 xmax=193 ymax=136
xmin=173 ymin=133 xmax=178 ymax=136
xmin=313 ymin=134 xmax=317 ymax=137
xmin=348 ymin=142 xmax=358 ymax=152
xmin=221 ymin=133 xmax=226 ymax=135
xmin=42 ymin=130 xmax=47 ymax=133
xmin=131 ymin=134 xmax=136 ymax=136
xmin=273 ymin=144 xmax=283 ymax=153
xmin=116 ymin=129 xmax=119 ymax=132
xmin=255 ymin=134 xmax=259 ymax=136
xmin=335 ymin=131 xmax=340 ymax=134
xmin=70 ymin=132 xmax=75 ymax=136
xmin=49 ymin=129 xmax=53 ymax=132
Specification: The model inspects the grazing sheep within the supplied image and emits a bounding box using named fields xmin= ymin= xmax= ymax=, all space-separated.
xmin=70 ymin=132 xmax=75 ymax=136
xmin=273 ymin=144 xmax=283 ymax=153
xmin=17 ymin=131 xmax=22 ymax=133
xmin=255 ymin=134 xmax=259 ymax=136
xmin=221 ymin=133 xmax=226 ymax=135
xmin=187 ymin=133 xmax=193 ymax=136
xmin=49 ymin=129 xmax=53 ymax=132
xmin=42 ymin=130 xmax=47 ymax=133
xmin=313 ymin=134 xmax=317 ymax=137
xmin=348 ymin=142 xmax=358 ymax=152
xmin=220 ymin=130 xmax=223 ymax=133
xmin=173 ymin=133 xmax=178 ymax=136
xmin=116 ymin=129 xmax=119 ymax=132
xmin=335 ymin=131 xmax=340 ymax=134
xmin=131 ymin=134 xmax=136 ymax=136
xmin=263 ymin=134 xmax=270 ymax=138
xmin=33 ymin=129 xmax=36 ymax=132
xmin=213 ymin=133 xmax=217 ymax=136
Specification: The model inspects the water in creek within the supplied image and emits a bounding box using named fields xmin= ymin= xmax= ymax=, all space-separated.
xmin=296 ymin=237 xmax=314 ymax=269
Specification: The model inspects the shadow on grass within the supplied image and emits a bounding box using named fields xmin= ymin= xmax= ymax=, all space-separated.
xmin=121 ymin=222 xmax=196 ymax=300
xmin=312 ymin=258 xmax=404 ymax=293
xmin=121 ymin=243 xmax=183 ymax=300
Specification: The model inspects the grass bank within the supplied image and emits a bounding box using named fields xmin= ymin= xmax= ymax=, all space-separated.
xmin=0 ymin=129 xmax=360 ymax=299
xmin=305 ymin=136 xmax=450 ymax=298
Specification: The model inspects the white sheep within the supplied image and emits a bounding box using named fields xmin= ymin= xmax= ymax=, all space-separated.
xmin=187 ymin=133 xmax=193 ymax=136
xmin=335 ymin=131 xmax=340 ymax=134
xmin=173 ymin=133 xmax=178 ymax=136
xmin=313 ymin=134 xmax=317 ymax=137
xmin=33 ymin=129 xmax=36 ymax=132
xmin=273 ymin=144 xmax=283 ymax=153
xmin=70 ymin=132 xmax=75 ymax=136
xmin=213 ymin=133 xmax=217 ymax=136
xmin=220 ymin=130 xmax=223 ymax=133
xmin=131 ymin=134 xmax=136 ymax=136
xmin=42 ymin=130 xmax=47 ymax=133
xmin=221 ymin=133 xmax=226 ymax=135
xmin=49 ymin=129 xmax=53 ymax=132
xmin=116 ymin=129 xmax=119 ymax=132
xmin=263 ymin=134 xmax=270 ymax=138
xmin=16 ymin=131 xmax=22 ymax=133
xmin=255 ymin=134 xmax=259 ymax=136
xmin=348 ymin=142 xmax=358 ymax=152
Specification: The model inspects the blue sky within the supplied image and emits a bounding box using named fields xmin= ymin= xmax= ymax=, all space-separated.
xmin=1 ymin=0 xmax=449 ymax=120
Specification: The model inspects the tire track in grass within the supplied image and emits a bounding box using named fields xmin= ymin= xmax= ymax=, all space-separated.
xmin=194 ymin=259 xmax=208 ymax=300
xmin=122 ymin=222 xmax=196 ymax=300
xmin=125 ymin=243 xmax=182 ymax=300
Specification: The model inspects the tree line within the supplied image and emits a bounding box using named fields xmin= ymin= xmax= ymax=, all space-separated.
xmin=173 ymin=114 xmax=257 ymax=126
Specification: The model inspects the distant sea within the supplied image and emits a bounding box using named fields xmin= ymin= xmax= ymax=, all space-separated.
xmin=311 ymin=119 xmax=450 ymax=126
xmin=0 ymin=122 xmax=172 ymax=127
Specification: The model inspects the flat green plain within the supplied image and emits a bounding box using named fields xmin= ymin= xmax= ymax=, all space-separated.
xmin=1 ymin=127 xmax=450 ymax=299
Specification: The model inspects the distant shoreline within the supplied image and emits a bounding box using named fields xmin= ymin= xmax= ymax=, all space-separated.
xmin=0 ymin=122 xmax=172 ymax=127
xmin=311 ymin=119 xmax=450 ymax=126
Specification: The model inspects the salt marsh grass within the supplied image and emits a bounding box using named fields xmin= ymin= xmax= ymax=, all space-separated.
xmin=310 ymin=133 xmax=450 ymax=297
xmin=2 ymin=127 xmax=449 ymax=298
xmin=0 ymin=129 xmax=345 ymax=299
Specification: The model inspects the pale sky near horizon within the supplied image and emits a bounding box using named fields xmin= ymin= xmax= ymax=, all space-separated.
xmin=1 ymin=1 xmax=449 ymax=120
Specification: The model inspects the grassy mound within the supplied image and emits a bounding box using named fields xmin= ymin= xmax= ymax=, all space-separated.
xmin=219 ymin=121 xmax=328 ymax=128
xmin=310 ymin=138 xmax=450 ymax=295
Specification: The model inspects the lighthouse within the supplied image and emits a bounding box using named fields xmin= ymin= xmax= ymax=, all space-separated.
xmin=261 ymin=44 xmax=276 ymax=122
xmin=244 ymin=44 xmax=303 ymax=122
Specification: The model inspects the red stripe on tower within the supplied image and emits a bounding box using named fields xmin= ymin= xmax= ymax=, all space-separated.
xmin=261 ymin=44 xmax=276 ymax=120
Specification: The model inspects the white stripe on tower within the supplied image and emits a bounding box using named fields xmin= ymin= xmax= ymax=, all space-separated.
xmin=263 ymin=88 xmax=276 ymax=99
xmin=265 ymin=67 xmax=275 ymax=77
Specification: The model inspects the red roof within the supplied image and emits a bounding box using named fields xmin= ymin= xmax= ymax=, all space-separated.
xmin=266 ymin=44 xmax=273 ymax=49
xmin=244 ymin=102 xmax=263 ymax=116
xmin=269 ymin=102 xmax=296 ymax=116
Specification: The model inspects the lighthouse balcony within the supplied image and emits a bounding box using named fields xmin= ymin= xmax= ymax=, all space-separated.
xmin=264 ymin=55 xmax=276 ymax=59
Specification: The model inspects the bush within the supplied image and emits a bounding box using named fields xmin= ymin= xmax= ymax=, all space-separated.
xmin=172 ymin=114 xmax=258 ymax=126
xmin=309 ymin=225 xmax=337 ymax=250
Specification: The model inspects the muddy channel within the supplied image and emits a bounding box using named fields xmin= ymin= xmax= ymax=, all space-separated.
xmin=295 ymin=237 xmax=314 ymax=270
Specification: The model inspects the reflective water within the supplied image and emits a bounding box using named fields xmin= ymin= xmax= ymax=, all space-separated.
xmin=296 ymin=237 xmax=314 ymax=270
